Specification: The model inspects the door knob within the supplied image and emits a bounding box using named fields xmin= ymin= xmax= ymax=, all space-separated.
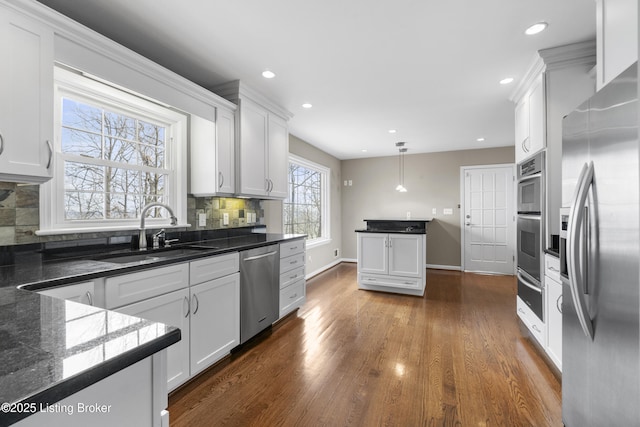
xmin=466 ymin=214 xmax=470 ymax=219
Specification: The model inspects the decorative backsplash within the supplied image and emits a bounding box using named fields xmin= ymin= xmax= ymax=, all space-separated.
xmin=0 ymin=181 xmax=264 ymax=246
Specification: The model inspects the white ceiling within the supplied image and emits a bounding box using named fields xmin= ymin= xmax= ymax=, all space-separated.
xmin=36 ymin=0 xmax=596 ymax=160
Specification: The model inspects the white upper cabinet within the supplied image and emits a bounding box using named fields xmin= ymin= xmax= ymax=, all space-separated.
xmin=214 ymin=81 xmax=292 ymax=199
xmin=189 ymin=108 xmax=236 ymax=196
xmin=596 ymin=0 xmax=638 ymax=90
xmin=514 ymin=74 xmax=545 ymax=164
xmin=0 ymin=6 xmax=54 ymax=183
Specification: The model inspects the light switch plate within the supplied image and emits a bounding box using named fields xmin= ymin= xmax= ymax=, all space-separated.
xmin=198 ymin=213 xmax=206 ymax=226
xmin=443 ymin=208 xmax=453 ymax=215
xmin=223 ymin=212 xmax=229 ymax=225
xmin=432 ymin=208 xmax=437 ymax=215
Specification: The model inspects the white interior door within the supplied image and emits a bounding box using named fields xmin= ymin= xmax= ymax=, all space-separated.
xmin=461 ymin=165 xmax=515 ymax=274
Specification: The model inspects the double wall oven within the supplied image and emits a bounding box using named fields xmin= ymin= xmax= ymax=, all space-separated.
xmin=516 ymin=152 xmax=545 ymax=322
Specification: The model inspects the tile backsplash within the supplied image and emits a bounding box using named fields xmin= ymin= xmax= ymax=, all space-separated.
xmin=0 ymin=181 xmax=264 ymax=246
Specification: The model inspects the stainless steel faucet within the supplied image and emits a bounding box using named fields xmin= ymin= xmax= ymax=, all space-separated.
xmin=139 ymin=202 xmax=177 ymax=250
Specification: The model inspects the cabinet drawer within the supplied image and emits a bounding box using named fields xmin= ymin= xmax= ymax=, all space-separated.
xmin=544 ymin=254 xmax=561 ymax=283
xmin=517 ymin=296 xmax=546 ymax=346
xmin=280 ymin=240 xmax=304 ymax=258
xmin=39 ymin=281 xmax=97 ymax=306
xmin=359 ymin=274 xmax=422 ymax=290
xmin=280 ymin=253 xmax=305 ymax=274
xmin=279 ymin=279 xmax=305 ymax=316
xmin=280 ymin=266 xmax=305 ymax=289
xmin=105 ymin=263 xmax=189 ymax=309
xmin=190 ymin=252 xmax=239 ymax=286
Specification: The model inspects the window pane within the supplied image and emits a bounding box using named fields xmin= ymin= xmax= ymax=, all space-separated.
xmin=285 ymin=162 xmax=324 ymax=240
xmin=65 ymin=191 xmax=105 ymax=220
xmin=62 ymin=98 xmax=102 ymax=133
xmin=104 ymin=111 xmax=136 ymax=140
xmin=61 ymin=128 xmax=102 ymax=158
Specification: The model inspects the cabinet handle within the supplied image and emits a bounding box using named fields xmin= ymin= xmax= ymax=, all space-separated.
xmin=218 ymin=172 xmax=224 ymax=189
xmin=290 ymin=260 xmax=297 ymax=265
xmin=522 ymin=137 xmax=530 ymax=153
xmin=192 ymin=294 xmax=199 ymax=315
xmin=290 ymin=293 xmax=297 ymax=299
xmin=86 ymin=291 xmax=93 ymax=306
xmin=532 ymin=324 xmax=541 ymax=333
xmin=548 ymin=266 xmax=559 ymax=273
xmin=518 ymin=307 xmax=525 ymax=315
xmin=0 ymin=132 xmax=4 ymax=156
xmin=46 ymin=140 xmax=53 ymax=169
xmin=556 ymin=295 xmax=563 ymax=314
xmin=184 ymin=296 xmax=190 ymax=318
xmin=265 ymin=179 xmax=270 ymax=192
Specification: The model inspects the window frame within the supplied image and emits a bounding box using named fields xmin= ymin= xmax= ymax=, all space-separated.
xmin=38 ymin=66 xmax=188 ymax=235
xmin=283 ymin=154 xmax=331 ymax=248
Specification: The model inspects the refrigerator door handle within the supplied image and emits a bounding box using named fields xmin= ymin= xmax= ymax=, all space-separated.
xmin=568 ymin=161 xmax=595 ymax=340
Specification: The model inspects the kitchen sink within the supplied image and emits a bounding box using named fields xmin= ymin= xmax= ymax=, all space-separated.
xmin=93 ymin=247 xmax=208 ymax=264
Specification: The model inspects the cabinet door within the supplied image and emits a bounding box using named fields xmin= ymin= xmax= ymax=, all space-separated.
xmin=216 ymin=107 xmax=235 ymax=194
xmin=189 ymin=114 xmax=216 ymax=196
xmin=116 ymin=288 xmax=191 ymax=391
xmin=514 ymin=98 xmax=529 ymax=163
xmin=388 ymin=234 xmax=423 ymax=277
xmin=357 ymin=233 xmax=388 ymax=275
xmin=39 ymin=281 xmax=96 ymax=306
xmin=0 ymin=8 xmax=53 ymax=183
xmin=190 ymin=272 xmax=240 ymax=376
xmin=239 ymin=99 xmax=268 ymax=197
xmin=266 ymin=114 xmax=289 ymax=199
xmin=546 ymin=276 xmax=563 ymax=370
xmin=527 ymin=75 xmax=545 ymax=155
xmin=596 ymin=0 xmax=638 ymax=89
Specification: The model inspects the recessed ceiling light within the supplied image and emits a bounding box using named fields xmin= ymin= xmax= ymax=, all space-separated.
xmin=477 ymin=137 xmax=485 ymax=142
xmin=500 ymin=77 xmax=514 ymax=85
xmin=302 ymin=103 xmax=312 ymax=109
xmin=388 ymin=129 xmax=397 ymax=134
xmin=525 ymin=22 xmax=548 ymax=35
xmin=361 ymin=149 xmax=368 ymax=152
xmin=262 ymin=70 xmax=276 ymax=79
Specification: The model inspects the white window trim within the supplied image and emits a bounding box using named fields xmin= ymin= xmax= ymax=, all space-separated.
xmin=38 ymin=67 xmax=188 ymax=235
xmin=285 ymin=154 xmax=331 ymax=248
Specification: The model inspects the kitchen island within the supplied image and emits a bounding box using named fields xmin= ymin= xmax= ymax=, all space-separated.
xmin=356 ymin=219 xmax=430 ymax=296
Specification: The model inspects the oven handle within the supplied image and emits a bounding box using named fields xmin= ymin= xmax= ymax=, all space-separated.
xmin=568 ymin=161 xmax=594 ymax=340
xmin=517 ymin=172 xmax=542 ymax=182
xmin=517 ymin=271 xmax=542 ymax=294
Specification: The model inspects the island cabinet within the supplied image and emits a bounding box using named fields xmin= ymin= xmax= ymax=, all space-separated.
xmin=0 ymin=4 xmax=54 ymax=184
xmin=213 ymin=81 xmax=292 ymax=199
xmin=356 ymin=220 xmax=429 ymax=297
xmin=39 ymin=281 xmax=98 ymax=306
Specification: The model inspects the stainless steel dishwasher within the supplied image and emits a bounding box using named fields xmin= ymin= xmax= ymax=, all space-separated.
xmin=239 ymin=244 xmax=280 ymax=344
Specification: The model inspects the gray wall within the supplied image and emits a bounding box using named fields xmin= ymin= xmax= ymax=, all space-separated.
xmin=341 ymin=146 xmax=515 ymax=268
xmin=264 ymin=135 xmax=343 ymax=276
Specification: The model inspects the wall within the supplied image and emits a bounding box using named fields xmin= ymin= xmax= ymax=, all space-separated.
xmin=341 ymin=146 xmax=515 ymax=268
xmin=0 ymin=180 xmax=263 ymax=246
xmin=264 ymin=135 xmax=342 ymax=277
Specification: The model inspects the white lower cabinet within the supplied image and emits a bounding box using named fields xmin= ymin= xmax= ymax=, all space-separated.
xmin=357 ymin=232 xmax=426 ymax=296
xmin=544 ymin=254 xmax=562 ymax=371
xmin=189 ymin=273 xmax=240 ymax=376
xmin=39 ymin=281 xmax=98 ymax=306
xmin=516 ymin=296 xmax=546 ymax=346
xmin=116 ymin=288 xmax=191 ymax=391
xmin=279 ymin=239 xmax=306 ymax=318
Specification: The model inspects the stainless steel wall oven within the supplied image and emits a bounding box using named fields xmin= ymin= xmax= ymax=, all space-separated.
xmin=516 ymin=151 xmax=545 ymax=321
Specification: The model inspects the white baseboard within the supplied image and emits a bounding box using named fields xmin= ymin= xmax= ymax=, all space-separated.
xmin=426 ymin=264 xmax=461 ymax=271
xmin=305 ymin=258 xmax=344 ymax=279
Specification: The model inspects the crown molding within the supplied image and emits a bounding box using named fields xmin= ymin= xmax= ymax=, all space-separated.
xmin=509 ymin=39 xmax=596 ymax=102
xmin=214 ymin=80 xmax=294 ymax=120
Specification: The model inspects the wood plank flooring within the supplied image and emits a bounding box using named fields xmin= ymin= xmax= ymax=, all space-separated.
xmin=168 ymin=263 xmax=561 ymax=426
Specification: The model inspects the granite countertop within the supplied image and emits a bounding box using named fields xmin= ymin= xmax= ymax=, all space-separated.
xmin=0 ymin=231 xmax=305 ymax=425
xmin=355 ymin=219 xmax=432 ymax=235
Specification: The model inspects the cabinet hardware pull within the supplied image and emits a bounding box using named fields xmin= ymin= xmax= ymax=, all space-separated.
xmin=290 ymin=293 xmax=297 ymax=299
xmin=556 ymin=295 xmax=563 ymax=314
xmin=518 ymin=308 xmax=525 ymax=315
xmin=184 ymin=296 xmax=190 ymax=317
xmin=548 ymin=266 xmax=559 ymax=272
xmin=86 ymin=291 xmax=93 ymax=306
xmin=46 ymin=140 xmax=53 ymax=169
xmin=244 ymin=251 xmax=277 ymax=261
xmin=289 ymin=275 xmax=297 ymax=280
xmin=290 ymin=260 xmax=297 ymax=265
xmin=532 ymin=325 xmax=541 ymax=333
xmin=0 ymin=132 xmax=4 ymax=156
xmin=218 ymin=172 xmax=224 ymax=188
xmin=192 ymin=294 xmax=199 ymax=315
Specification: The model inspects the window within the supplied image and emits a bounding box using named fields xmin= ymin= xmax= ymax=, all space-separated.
xmin=284 ymin=154 xmax=330 ymax=246
xmin=39 ymin=67 xmax=187 ymax=234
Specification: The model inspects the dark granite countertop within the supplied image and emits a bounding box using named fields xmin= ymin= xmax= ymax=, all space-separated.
xmin=355 ymin=219 xmax=431 ymax=235
xmin=0 ymin=231 xmax=305 ymax=425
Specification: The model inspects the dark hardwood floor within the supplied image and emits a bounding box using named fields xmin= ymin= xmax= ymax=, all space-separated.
xmin=168 ymin=263 xmax=561 ymax=426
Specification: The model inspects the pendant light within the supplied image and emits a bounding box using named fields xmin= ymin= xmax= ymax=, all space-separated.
xmin=395 ymin=142 xmax=408 ymax=192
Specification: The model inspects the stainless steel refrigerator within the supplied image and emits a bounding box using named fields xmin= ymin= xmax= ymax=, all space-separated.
xmin=560 ymin=62 xmax=639 ymax=426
